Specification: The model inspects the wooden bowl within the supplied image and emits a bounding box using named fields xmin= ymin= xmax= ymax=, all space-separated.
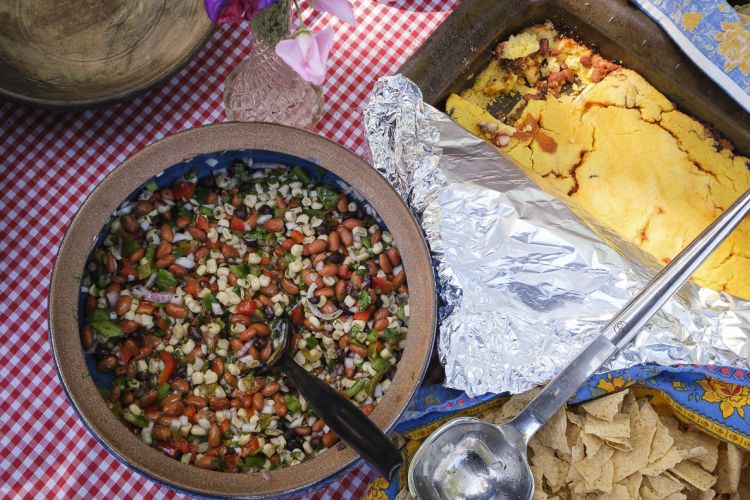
xmin=0 ymin=0 xmax=213 ymax=110
xmin=48 ymin=123 xmax=437 ymax=497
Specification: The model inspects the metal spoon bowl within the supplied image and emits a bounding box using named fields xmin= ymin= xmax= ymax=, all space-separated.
xmin=409 ymin=188 xmax=750 ymax=499
xmin=255 ymin=314 xmax=403 ymax=481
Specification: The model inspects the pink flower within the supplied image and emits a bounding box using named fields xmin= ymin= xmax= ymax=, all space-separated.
xmin=204 ymin=0 xmax=277 ymax=23
xmin=309 ymin=0 xmax=356 ymax=26
xmin=275 ymin=27 xmax=335 ymax=86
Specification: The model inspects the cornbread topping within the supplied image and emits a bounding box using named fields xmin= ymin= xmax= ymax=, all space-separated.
xmin=447 ymin=22 xmax=750 ymax=300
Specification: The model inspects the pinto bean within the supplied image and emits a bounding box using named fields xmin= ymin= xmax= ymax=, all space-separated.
xmin=165 ymin=304 xmax=188 ymax=319
xmin=153 ymin=426 xmax=172 ymax=441
xmin=120 ymin=214 xmax=139 ymax=233
xmin=156 ymin=240 xmax=173 ymax=259
xmin=81 ymin=325 xmax=94 ymax=350
xmin=281 ymin=278 xmax=300 ymax=295
xmin=261 ymin=382 xmax=280 ymax=397
xmin=327 ymin=231 xmax=341 ymax=251
xmin=208 ymin=425 xmax=222 ymax=448
xmin=386 ymin=247 xmax=401 ymax=267
xmin=378 ymin=254 xmax=393 ymax=274
xmin=342 ymin=218 xmax=363 ymax=229
xmin=263 ymin=218 xmax=284 ymax=232
xmin=160 ymin=224 xmax=174 ymax=243
xmin=338 ymin=227 xmax=353 ymax=246
xmin=304 ymin=239 xmax=327 ymax=255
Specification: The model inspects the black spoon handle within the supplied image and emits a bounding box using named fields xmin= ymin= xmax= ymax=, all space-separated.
xmin=278 ymin=354 xmax=402 ymax=482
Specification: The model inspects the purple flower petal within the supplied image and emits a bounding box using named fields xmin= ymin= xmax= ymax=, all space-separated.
xmin=204 ymin=0 xmax=278 ymax=24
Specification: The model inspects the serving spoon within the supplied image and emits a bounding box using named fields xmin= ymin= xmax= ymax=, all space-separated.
xmin=408 ymin=188 xmax=750 ymax=499
xmin=255 ymin=315 xmax=403 ymax=481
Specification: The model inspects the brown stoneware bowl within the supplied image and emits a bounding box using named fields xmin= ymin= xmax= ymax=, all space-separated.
xmin=48 ymin=122 xmax=436 ymax=497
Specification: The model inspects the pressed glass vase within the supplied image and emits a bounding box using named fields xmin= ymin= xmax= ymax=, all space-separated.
xmin=223 ymin=41 xmax=324 ymax=129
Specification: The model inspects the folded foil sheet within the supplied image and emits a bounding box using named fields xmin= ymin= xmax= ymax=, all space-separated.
xmin=363 ymin=75 xmax=750 ymax=397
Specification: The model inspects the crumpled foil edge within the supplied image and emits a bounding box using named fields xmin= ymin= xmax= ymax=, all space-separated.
xmin=364 ymin=75 xmax=750 ymax=397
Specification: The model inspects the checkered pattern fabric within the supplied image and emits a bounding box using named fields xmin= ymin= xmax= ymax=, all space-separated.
xmin=0 ymin=1 xmax=457 ymax=497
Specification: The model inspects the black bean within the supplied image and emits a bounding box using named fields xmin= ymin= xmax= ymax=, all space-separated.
xmin=259 ymin=205 xmax=273 ymax=216
xmin=189 ymin=326 xmax=203 ymax=342
xmin=263 ymin=305 xmax=274 ymax=320
xmin=310 ymin=437 xmax=322 ymax=448
xmin=130 ymin=329 xmax=145 ymax=344
xmin=350 ymin=289 xmax=360 ymax=299
xmin=176 ymin=365 xmax=188 ymax=379
xmin=308 ymin=296 xmax=320 ymax=305
xmin=234 ymin=206 xmax=247 ymax=219
xmin=136 ymin=371 xmax=150 ymax=381
xmin=284 ymin=428 xmax=297 ymax=441
xmin=327 ymin=251 xmax=344 ymax=264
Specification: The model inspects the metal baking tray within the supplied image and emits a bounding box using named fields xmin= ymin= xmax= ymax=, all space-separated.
xmin=400 ymin=0 xmax=750 ymax=152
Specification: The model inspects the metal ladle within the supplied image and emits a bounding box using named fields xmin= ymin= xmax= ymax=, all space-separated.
xmin=408 ymin=188 xmax=750 ymax=499
xmin=256 ymin=316 xmax=402 ymax=481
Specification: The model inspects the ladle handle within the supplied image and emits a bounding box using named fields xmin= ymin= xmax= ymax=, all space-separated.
xmin=278 ymin=354 xmax=403 ymax=482
xmin=510 ymin=188 xmax=750 ymax=443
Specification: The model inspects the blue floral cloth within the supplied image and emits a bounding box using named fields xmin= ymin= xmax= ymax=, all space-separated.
xmin=632 ymin=0 xmax=750 ymax=112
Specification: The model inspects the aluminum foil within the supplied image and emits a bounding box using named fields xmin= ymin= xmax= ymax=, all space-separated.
xmin=363 ymin=75 xmax=750 ymax=397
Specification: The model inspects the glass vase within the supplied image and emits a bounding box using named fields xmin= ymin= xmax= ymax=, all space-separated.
xmin=223 ymin=40 xmax=324 ymax=129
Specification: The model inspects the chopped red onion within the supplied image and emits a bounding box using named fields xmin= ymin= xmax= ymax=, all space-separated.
xmin=175 ymin=257 xmax=195 ymax=269
xmin=131 ymin=286 xmax=174 ymax=303
xmin=172 ymin=232 xmax=192 ymax=243
xmin=106 ymin=291 xmax=119 ymax=307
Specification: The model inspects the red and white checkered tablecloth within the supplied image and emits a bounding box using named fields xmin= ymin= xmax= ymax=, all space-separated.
xmin=0 ymin=1 xmax=457 ymax=497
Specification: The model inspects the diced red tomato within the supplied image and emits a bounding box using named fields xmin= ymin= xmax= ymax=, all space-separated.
xmin=230 ymin=216 xmax=246 ymax=232
xmin=353 ymin=311 xmax=372 ymax=322
xmin=172 ymin=181 xmax=196 ymax=200
xmin=372 ymin=276 xmax=394 ymax=294
xmin=116 ymin=343 xmax=135 ymax=363
xmin=236 ymin=299 xmax=257 ymax=316
xmin=158 ymin=351 xmax=175 ymax=384
xmin=291 ymin=306 xmax=305 ymax=326
xmin=196 ymin=215 xmax=209 ymax=230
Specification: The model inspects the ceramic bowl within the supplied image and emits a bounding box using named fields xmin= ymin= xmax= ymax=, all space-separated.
xmin=48 ymin=122 xmax=436 ymax=497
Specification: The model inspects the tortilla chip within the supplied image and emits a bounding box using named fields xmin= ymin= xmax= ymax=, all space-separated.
xmin=641 ymin=447 xmax=683 ymax=476
xmin=584 ymin=413 xmax=631 ymax=440
xmin=668 ymin=427 xmax=719 ymax=472
xmin=574 ymin=445 xmax=614 ymax=494
xmin=647 ymin=475 xmax=685 ymax=498
xmin=565 ymin=443 xmax=585 ymax=483
xmin=531 ymin=445 xmax=569 ymax=492
xmin=604 ymin=483 xmax=631 ymax=500
xmin=619 ymin=472 xmax=643 ymax=500
xmin=670 ymin=461 xmax=717 ymax=491
xmin=581 ymin=431 xmax=604 ymax=456
xmin=535 ymin=408 xmax=571 ymax=456
xmin=494 ymin=388 xmax=541 ymax=423
xmin=531 ymin=464 xmax=548 ymax=500
xmin=716 ymin=442 xmax=744 ymax=494
xmin=613 ymin=402 xmax=659 ymax=482
xmin=581 ymin=390 xmax=628 ymax=422
xmin=662 ymin=494 xmax=687 ymax=500
xmin=604 ymin=436 xmax=634 ymax=453
xmin=649 ymin=423 xmax=675 ymax=463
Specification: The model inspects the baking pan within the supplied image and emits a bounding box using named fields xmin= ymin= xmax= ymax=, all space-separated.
xmin=400 ymin=0 xmax=750 ymax=153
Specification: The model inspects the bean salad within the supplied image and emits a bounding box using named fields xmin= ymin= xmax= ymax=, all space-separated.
xmin=80 ymin=161 xmax=409 ymax=472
